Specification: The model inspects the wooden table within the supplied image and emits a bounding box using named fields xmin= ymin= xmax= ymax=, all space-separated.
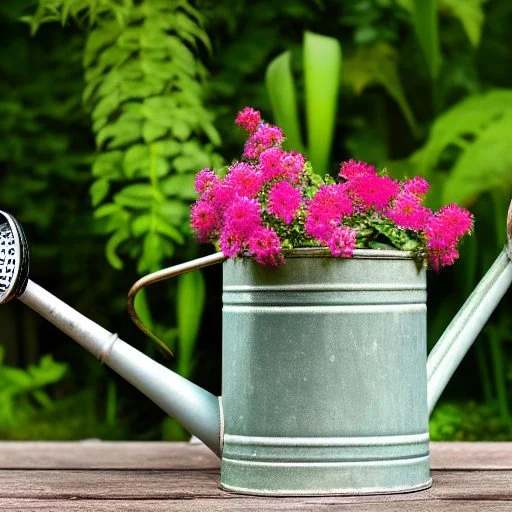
xmin=0 ymin=441 xmax=510 ymax=510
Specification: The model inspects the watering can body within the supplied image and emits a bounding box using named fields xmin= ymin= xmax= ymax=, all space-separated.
xmin=221 ymin=251 xmax=431 ymax=494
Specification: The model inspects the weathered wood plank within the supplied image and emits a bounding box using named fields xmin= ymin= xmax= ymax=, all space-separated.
xmin=0 ymin=499 xmax=510 ymax=512
xmin=430 ymin=442 xmax=512 ymax=470
xmin=1 ymin=442 xmax=511 ymax=470
xmin=0 ymin=442 xmax=219 ymax=470
xmin=0 ymin=469 xmax=510 ymax=501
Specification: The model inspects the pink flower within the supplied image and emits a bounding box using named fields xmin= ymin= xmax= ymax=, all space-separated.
xmin=268 ymin=181 xmax=302 ymax=225
xmin=243 ymin=124 xmax=284 ymax=160
xmin=219 ymin=228 xmax=244 ymax=258
xmin=281 ymin=151 xmax=305 ymax=184
xmin=224 ymin=197 xmax=262 ymax=238
xmin=339 ymin=160 xmax=376 ymax=180
xmin=191 ymin=201 xmax=217 ymax=241
xmin=328 ymin=226 xmax=356 ymax=258
xmin=387 ymin=192 xmax=432 ymax=231
xmin=235 ymin=107 xmax=261 ymax=133
xmin=403 ymin=177 xmax=429 ymax=197
xmin=259 ymin=147 xmax=285 ymax=181
xmin=305 ymin=184 xmax=353 ymax=242
xmin=425 ymin=204 xmax=473 ymax=250
xmin=348 ymin=174 xmax=399 ymax=211
xmin=225 ymin=162 xmax=263 ymax=198
xmin=247 ymin=227 xmax=284 ymax=267
xmin=195 ymin=168 xmax=218 ymax=195
xmin=424 ymin=204 xmax=473 ymax=270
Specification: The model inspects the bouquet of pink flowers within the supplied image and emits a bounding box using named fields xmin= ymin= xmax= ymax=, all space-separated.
xmin=191 ymin=107 xmax=473 ymax=270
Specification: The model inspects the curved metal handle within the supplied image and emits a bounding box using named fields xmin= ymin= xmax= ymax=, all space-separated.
xmin=127 ymin=252 xmax=227 ymax=355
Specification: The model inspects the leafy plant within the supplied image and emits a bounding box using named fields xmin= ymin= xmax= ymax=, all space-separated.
xmin=28 ymin=0 xmax=222 ymax=275
xmin=406 ymin=90 xmax=512 ymax=206
xmin=0 ymin=347 xmax=67 ymax=428
xmin=266 ymin=31 xmax=342 ymax=176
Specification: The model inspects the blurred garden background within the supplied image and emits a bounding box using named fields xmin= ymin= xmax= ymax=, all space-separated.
xmin=0 ymin=0 xmax=511 ymax=441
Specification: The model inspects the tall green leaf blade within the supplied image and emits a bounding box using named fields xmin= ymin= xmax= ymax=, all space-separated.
xmin=176 ymin=271 xmax=205 ymax=378
xmin=265 ymin=52 xmax=304 ymax=153
xmin=303 ymin=31 xmax=342 ymax=176
xmin=441 ymin=0 xmax=485 ymax=47
xmin=411 ymin=0 xmax=440 ymax=79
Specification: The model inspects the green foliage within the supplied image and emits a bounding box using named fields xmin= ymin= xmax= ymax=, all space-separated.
xmin=430 ymin=401 xmax=512 ymax=441
xmin=27 ymin=0 xmax=222 ymax=274
xmin=343 ymin=43 xmax=419 ymax=136
xmin=0 ymin=347 xmax=67 ymax=428
xmin=411 ymin=0 xmax=440 ymax=79
xmin=265 ymin=52 xmax=304 ymax=153
xmin=265 ymin=31 xmax=342 ymax=176
xmin=408 ymin=90 xmax=512 ymax=205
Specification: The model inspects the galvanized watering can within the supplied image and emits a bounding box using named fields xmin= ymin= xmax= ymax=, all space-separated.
xmin=1 ymin=205 xmax=512 ymax=496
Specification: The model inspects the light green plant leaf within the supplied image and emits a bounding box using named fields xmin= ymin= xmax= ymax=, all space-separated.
xmin=303 ymin=31 xmax=342 ymax=176
xmin=154 ymin=216 xmax=185 ymax=244
xmin=406 ymin=90 xmax=512 ymax=206
xmin=105 ymin=228 xmax=130 ymax=269
xmin=114 ymin=183 xmax=154 ymax=209
xmin=265 ymin=51 xmax=305 ymax=153
xmin=442 ymin=115 xmax=512 ymax=205
xmin=161 ymin=174 xmax=196 ymax=199
xmin=90 ymin=178 xmax=110 ymax=206
xmin=132 ymin=213 xmax=151 ymax=236
xmin=343 ymin=43 xmax=419 ymax=136
xmin=411 ymin=0 xmax=441 ymax=79
xmin=441 ymin=0 xmax=485 ymax=47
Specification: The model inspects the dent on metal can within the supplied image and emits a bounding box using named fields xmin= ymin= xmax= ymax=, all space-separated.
xmin=220 ymin=248 xmax=431 ymax=496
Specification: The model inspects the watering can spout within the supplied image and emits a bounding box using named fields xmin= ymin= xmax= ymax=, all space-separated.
xmin=0 ymin=209 xmax=221 ymax=455
xmin=426 ymin=200 xmax=512 ymax=415
xmin=20 ymin=281 xmax=222 ymax=455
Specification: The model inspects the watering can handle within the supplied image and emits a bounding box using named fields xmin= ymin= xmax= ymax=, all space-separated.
xmin=127 ymin=252 xmax=227 ymax=353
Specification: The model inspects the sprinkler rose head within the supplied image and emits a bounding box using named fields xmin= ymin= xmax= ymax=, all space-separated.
xmin=0 ymin=210 xmax=29 ymax=304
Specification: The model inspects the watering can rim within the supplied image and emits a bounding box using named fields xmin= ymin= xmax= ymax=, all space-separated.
xmin=255 ymin=247 xmax=414 ymax=260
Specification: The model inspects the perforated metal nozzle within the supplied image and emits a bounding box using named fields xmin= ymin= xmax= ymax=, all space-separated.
xmin=0 ymin=210 xmax=29 ymax=304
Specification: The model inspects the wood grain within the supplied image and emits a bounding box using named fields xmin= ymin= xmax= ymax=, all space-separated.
xmin=0 ymin=442 xmax=510 ymax=511
xmin=0 ymin=499 xmax=510 ymax=512
xmin=1 ymin=441 xmax=510 ymax=470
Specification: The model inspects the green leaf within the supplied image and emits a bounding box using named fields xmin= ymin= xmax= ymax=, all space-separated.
xmin=92 ymin=151 xmax=124 ymax=179
xmin=407 ymin=90 xmax=512 ymax=205
xmin=154 ymin=216 xmax=184 ymax=244
xmin=97 ymin=120 xmax=142 ymax=149
xmin=171 ymin=119 xmax=192 ymax=141
xmin=343 ymin=43 xmax=419 ymax=137
xmin=90 ymin=179 xmax=110 ymax=206
xmin=176 ymin=271 xmax=205 ymax=377
xmin=265 ymin=51 xmax=305 ymax=153
xmin=441 ymin=0 xmax=485 ymax=47
xmin=442 ymin=115 xmax=512 ymax=205
xmin=411 ymin=0 xmax=441 ymax=79
xmin=156 ymin=200 xmax=188 ymax=224
xmin=143 ymin=121 xmax=168 ymax=143
xmin=114 ymin=184 xmax=154 ymax=209
xmin=303 ymin=31 xmax=342 ymax=176
xmin=123 ymin=145 xmax=149 ymax=178
xmin=151 ymin=140 xmax=181 ymax=157
xmin=132 ymin=214 xmax=151 ymax=236
xmin=161 ymin=174 xmax=196 ymax=199
xmin=140 ymin=232 xmax=163 ymax=273
xmin=105 ymin=228 xmax=130 ymax=270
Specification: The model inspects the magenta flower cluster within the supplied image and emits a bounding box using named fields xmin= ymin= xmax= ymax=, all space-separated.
xmin=191 ymin=107 xmax=473 ymax=269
